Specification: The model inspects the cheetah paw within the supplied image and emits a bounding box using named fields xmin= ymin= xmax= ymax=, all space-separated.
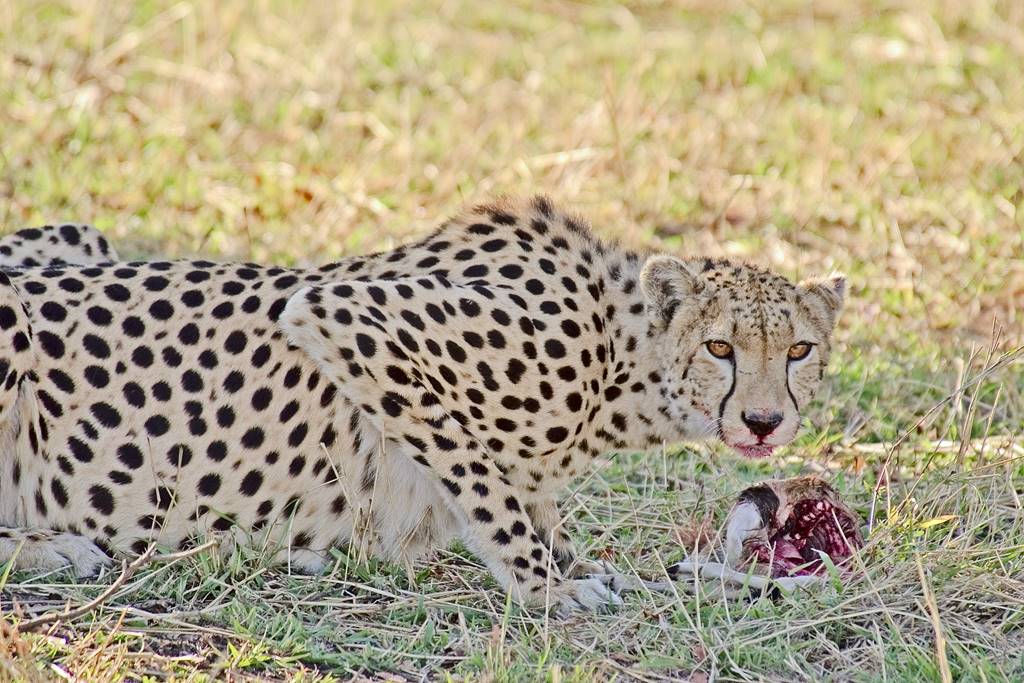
xmin=0 ymin=530 xmax=111 ymax=578
xmin=551 ymin=577 xmax=624 ymax=617
xmin=568 ymin=557 xmax=647 ymax=593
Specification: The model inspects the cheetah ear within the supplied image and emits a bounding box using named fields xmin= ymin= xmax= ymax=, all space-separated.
xmin=797 ymin=274 xmax=846 ymax=326
xmin=639 ymin=255 xmax=703 ymax=327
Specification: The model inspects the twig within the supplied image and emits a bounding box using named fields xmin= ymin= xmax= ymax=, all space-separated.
xmin=17 ymin=540 xmax=217 ymax=633
xmin=916 ymin=554 xmax=953 ymax=683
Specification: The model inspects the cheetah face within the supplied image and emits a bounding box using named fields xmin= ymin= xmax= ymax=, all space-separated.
xmin=640 ymin=256 xmax=845 ymax=458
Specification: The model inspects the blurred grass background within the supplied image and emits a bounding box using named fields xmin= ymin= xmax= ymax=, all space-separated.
xmin=1 ymin=0 xmax=1022 ymax=680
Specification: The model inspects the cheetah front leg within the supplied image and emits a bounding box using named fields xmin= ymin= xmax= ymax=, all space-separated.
xmin=280 ymin=281 xmax=622 ymax=614
xmin=527 ymin=499 xmax=643 ymax=593
xmin=395 ymin=409 xmax=619 ymax=613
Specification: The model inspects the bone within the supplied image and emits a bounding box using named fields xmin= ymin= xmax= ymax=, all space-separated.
xmin=723 ymin=501 xmax=766 ymax=567
xmin=652 ymin=476 xmax=863 ymax=598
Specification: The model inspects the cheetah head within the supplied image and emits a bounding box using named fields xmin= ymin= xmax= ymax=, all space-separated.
xmin=639 ymin=256 xmax=845 ymax=458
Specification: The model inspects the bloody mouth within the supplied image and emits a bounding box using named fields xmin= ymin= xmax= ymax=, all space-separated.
xmin=732 ymin=443 xmax=776 ymax=459
xmin=749 ymin=497 xmax=863 ymax=577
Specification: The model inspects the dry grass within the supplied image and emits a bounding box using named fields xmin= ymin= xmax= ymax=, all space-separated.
xmin=1 ymin=0 xmax=1023 ymax=680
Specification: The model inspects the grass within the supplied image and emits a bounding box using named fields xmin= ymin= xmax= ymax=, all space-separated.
xmin=1 ymin=0 xmax=1023 ymax=679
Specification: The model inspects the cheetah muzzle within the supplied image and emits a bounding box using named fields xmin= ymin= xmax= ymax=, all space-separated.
xmin=0 ymin=199 xmax=844 ymax=614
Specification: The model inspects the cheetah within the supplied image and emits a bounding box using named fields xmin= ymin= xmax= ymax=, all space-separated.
xmin=0 ymin=197 xmax=844 ymax=613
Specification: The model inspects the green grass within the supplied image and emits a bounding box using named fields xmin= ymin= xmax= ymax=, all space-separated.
xmin=1 ymin=0 xmax=1023 ymax=680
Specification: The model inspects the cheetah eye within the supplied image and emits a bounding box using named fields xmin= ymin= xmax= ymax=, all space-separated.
xmin=705 ymin=340 xmax=733 ymax=359
xmin=787 ymin=342 xmax=813 ymax=361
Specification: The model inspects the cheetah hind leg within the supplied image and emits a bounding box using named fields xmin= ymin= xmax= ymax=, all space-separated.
xmin=0 ymin=527 xmax=111 ymax=578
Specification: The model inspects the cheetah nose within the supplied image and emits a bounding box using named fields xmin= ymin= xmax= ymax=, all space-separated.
xmin=741 ymin=411 xmax=783 ymax=438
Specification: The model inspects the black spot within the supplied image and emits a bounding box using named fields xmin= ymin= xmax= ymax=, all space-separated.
xmin=241 ymin=426 xmax=265 ymax=449
xmin=459 ymin=298 xmax=481 ymax=317
xmin=59 ymin=224 xmax=81 ymax=244
xmin=178 ymin=323 xmax=200 ymax=345
xmin=287 ymin=422 xmax=309 ymax=447
xmin=122 ymin=382 xmax=145 ymax=408
xmin=83 ymin=334 xmax=111 ymax=359
xmin=37 ymin=331 xmax=65 ymax=359
xmin=162 ymin=347 xmax=183 ymax=367
xmin=145 ymin=415 xmax=170 ymax=437
xmin=104 ymin=284 xmax=131 ymax=302
xmin=505 ymin=359 xmax=527 ymax=384
xmin=239 ymin=470 xmax=264 ymax=496
xmin=148 ymin=300 xmax=174 ymax=320
xmin=487 ymin=330 xmax=506 ymax=349
xmin=58 ymin=277 xmax=84 ymax=293
xmin=47 ymin=368 xmax=75 ymax=393
xmin=481 ymin=239 xmax=507 ymax=252
xmin=566 ymin=393 xmax=583 ymax=411
xmin=198 ymin=350 xmax=218 ymax=369
xmin=426 ymin=303 xmax=445 ymax=324
xmin=499 ymin=264 xmax=523 ymax=279
xmin=68 ymin=436 xmax=94 ymax=462
xmin=167 ymin=444 xmax=192 ymax=467
xmin=117 ymin=444 xmax=144 ymax=469
xmin=39 ymin=302 xmax=66 ymax=322
xmin=561 ymin=320 xmax=581 ymax=337
xmin=251 ymin=344 xmax=271 ymax=368
xmin=224 ymin=330 xmax=247 ymax=354
xmin=400 ymin=310 xmax=425 ymax=331
xmin=132 ymin=346 xmax=154 ymax=368
xmin=123 ymin=316 xmax=146 ymax=337
xmin=51 ymin=479 xmax=69 ymax=507
xmin=88 ymin=485 xmax=115 ymax=515
xmin=211 ymin=515 xmax=235 ymax=531
xmin=544 ymin=339 xmax=567 ymax=359
xmin=198 ymin=474 xmax=221 ymax=496
xmin=143 ymin=276 xmax=169 ymax=291
xmin=355 ymin=334 xmax=376 ymax=357
xmin=251 ymin=387 xmax=272 ymax=410
xmin=151 ymin=486 xmax=175 ymax=510
xmin=546 ymin=426 xmax=569 ymax=444
xmin=279 ymin=400 xmax=299 ymax=423
xmin=86 ymin=306 xmax=113 ymax=326
xmin=90 ymin=402 xmax=122 ymax=428
xmin=274 ymin=275 xmax=298 ymax=289
xmin=182 ymin=370 xmax=204 ymax=393
xmin=223 ymin=370 xmax=245 ymax=393
xmin=212 ymin=301 xmax=234 ymax=319
xmin=207 ymin=441 xmax=227 ymax=462
xmin=223 ymin=281 xmax=245 ymax=296
xmin=152 ymin=381 xmax=172 ymax=401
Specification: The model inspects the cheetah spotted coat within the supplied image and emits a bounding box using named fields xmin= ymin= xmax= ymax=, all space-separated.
xmin=0 ymin=200 xmax=844 ymax=612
